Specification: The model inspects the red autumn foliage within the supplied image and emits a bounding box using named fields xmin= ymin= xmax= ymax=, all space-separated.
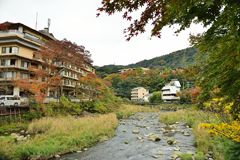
xmin=190 ymin=87 xmax=202 ymax=103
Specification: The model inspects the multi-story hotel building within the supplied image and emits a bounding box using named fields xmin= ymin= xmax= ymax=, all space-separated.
xmin=131 ymin=87 xmax=149 ymax=101
xmin=0 ymin=22 xmax=95 ymax=98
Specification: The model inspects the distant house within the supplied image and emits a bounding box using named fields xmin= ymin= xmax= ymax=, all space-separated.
xmin=143 ymin=93 xmax=152 ymax=102
xmin=162 ymin=79 xmax=181 ymax=102
xmin=131 ymin=87 xmax=149 ymax=101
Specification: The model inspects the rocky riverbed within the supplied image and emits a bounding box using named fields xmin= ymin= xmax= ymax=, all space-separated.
xmin=52 ymin=112 xmax=198 ymax=160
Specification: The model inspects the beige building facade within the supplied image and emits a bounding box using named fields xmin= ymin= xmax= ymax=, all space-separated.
xmin=131 ymin=87 xmax=149 ymax=101
xmin=0 ymin=22 xmax=95 ymax=98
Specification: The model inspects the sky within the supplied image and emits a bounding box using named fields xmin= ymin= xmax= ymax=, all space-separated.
xmin=0 ymin=0 xmax=207 ymax=67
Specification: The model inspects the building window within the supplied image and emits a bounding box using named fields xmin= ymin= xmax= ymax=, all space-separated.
xmin=49 ymin=91 xmax=54 ymax=97
xmin=21 ymin=61 xmax=28 ymax=68
xmin=2 ymin=47 xmax=19 ymax=54
xmin=71 ymin=73 xmax=75 ymax=78
xmin=24 ymin=32 xmax=40 ymax=41
xmin=1 ymin=59 xmax=10 ymax=66
xmin=71 ymin=81 xmax=74 ymax=85
xmin=20 ymin=73 xmax=28 ymax=79
xmin=0 ymin=72 xmax=15 ymax=78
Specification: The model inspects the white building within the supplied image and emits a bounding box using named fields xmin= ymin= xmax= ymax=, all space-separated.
xmin=162 ymin=79 xmax=181 ymax=102
xmin=143 ymin=93 xmax=152 ymax=102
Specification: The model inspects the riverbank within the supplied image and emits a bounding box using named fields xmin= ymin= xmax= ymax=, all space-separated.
xmin=55 ymin=112 xmax=196 ymax=160
xmin=0 ymin=104 xmax=159 ymax=160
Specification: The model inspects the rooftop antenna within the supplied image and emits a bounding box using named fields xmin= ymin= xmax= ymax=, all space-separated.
xmin=48 ymin=18 xmax=51 ymax=32
xmin=35 ymin=12 xmax=38 ymax=30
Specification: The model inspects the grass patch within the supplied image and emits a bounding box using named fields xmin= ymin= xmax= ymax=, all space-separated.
xmin=0 ymin=113 xmax=118 ymax=160
xmin=115 ymin=104 xmax=159 ymax=118
xmin=158 ymin=108 xmax=226 ymax=159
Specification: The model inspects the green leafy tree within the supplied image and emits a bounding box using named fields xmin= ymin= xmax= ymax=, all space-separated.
xmin=97 ymin=0 xmax=240 ymax=118
xmin=148 ymin=91 xmax=162 ymax=103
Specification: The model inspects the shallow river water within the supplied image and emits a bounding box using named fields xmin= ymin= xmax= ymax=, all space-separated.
xmin=53 ymin=112 xmax=196 ymax=160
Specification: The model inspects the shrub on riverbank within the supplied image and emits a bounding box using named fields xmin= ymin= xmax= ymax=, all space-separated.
xmin=0 ymin=113 xmax=118 ymax=160
xmin=115 ymin=104 xmax=159 ymax=118
xmin=158 ymin=109 xmax=226 ymax=159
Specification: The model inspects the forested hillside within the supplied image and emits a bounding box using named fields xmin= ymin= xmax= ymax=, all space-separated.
xmin=95 ymin=47 xmax=199 ymax=78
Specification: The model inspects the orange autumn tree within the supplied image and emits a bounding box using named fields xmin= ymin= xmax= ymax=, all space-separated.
xmin=32 ymin=38 xmax=92 ymax=97
xmin=13 ymin=39 xmax=93 ymax=104
xmin=78 ymin=72 xmax=105 ymax=100
xmin=12 ymin=78 xmax=47 ymax=105
xmin=120 ymin=70 xmax=139 ymax=80
xmin=190 ymin=87 xmax=202 ymax=103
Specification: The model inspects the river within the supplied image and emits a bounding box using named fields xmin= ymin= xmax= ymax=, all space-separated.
xmin=52 ymin=112 xmax=196 ymax=160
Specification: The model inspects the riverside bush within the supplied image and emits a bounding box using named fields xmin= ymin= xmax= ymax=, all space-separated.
xmin=180 ymin=153 xmax=193 ymax=160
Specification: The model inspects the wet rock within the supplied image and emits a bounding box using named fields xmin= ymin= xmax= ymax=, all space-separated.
xmin=152 ymin=155 xmax=158 ymax=158
xmin=11 ymin=133 xmax=18 ymax=138
xmin=102 ymin=136 xmax=109 ymax=141
xmin=20 ymin=130 xmax=25 ymax=134
xmin=123 ymin=129 xmax=126 ymax=132
xmin=55 ymin=154 xmax=60 ymax=158
xmin=17 ymin=136 xmax=24 ymax=141
xmin=125 ymin=139 xmax=129 ymax=144
xmin=146 ymin=127 xmax=150 ymax=130
xmin=184 ymin=133 xmax=190 ymax=136
xmin=186 ymin=125 xmax=189 ymax=128
xmin=140 ymin=139 xmax=144 ymax=143
xmin=171 ymin=151 xmax=182 ymax=158
xmin=123 ymin=122 xmax=126 ymax=125
xmin=148 ymin=134 xmax=161 ymax=141
xmin=158 ymin=151 xmax=164 ymax=155
xmin=175 ymin=122 xmax=180 ymax=124
xmin=167 ymin=138 xmax=174 ymax=144
xmin=132 ymin=130 xmax=140 ymax=134
xmin=76 ymin=151 xmax=82 ymax=153
xmin=187 ymin=151 xmax=194 ymax=155
xmin=84 ymin=148 xmax=88 ymax=151
xmin=137 ymin=136 xmax=142 ymax=140
xmin=171 ymin=129 xmax=176 ymax=132
xmin=181 ymin=130 xmax=185 ymax=133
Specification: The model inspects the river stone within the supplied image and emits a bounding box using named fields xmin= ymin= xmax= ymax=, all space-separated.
xmin=161 ymin=128 xmax=165 ymax=131
xmin=186 ymin=125 xmax=189 ymax=128
xmin=76 ymin=151 xmax=82 ymax=153
xmin=173 ymin=151 xmax=182 ymax=156
xmin=146 ymin=127 xmax=150 ymax=130
xmin=20 ymin=130 xmax=25 ymax=134
xmin=17 ymin=136 xmax=24 ymax=141
xmin=181 ymin=130 xmax=184 ymax=133
xmin=148 ymin=134 xmax=161 ymax=141
xmin=55 ymin=155 xmax=60 ymax=158
xmin=158 ymin=151 xmax=164 ymax=155
xmin=11 ymin=133 xmax=18 ymax=138
xmin=123 ymin=129 xmax=126 ymax=132
xmin=167 ymin=138 xmax=174 ymax=144
xmin=174 ymin=147 xmax=180 ymax=151
xmin=187 ymin=151 xmax=194 ymax=155
xmin=132 ymin=130 xmax=140 ymax=134
xmin=171 ymin=129 xmax=176 ymax=132
xmin=137 ymin=136 xmax=142 ymax=140
xmin=122 ymin=122 xmax=126 ymax=125
xmin=175 ymin=122 xmax=180 ymax=124
xmin=102 ymin=136 xmax=108 ymax=141
xmin=184 ymin=133 xmax=190 ymax=136
xmin=152 ymin=155 xmax=158 ymax=158
xmin=84 ymin=148 xmax=88 ymax=151
xmin=125 ymin=139 xmax=129 ymax=144
xmin=162 ymin=144 xmax=166 ymax=146
xmin=140 ymin=139 xmax=144 ymax=143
